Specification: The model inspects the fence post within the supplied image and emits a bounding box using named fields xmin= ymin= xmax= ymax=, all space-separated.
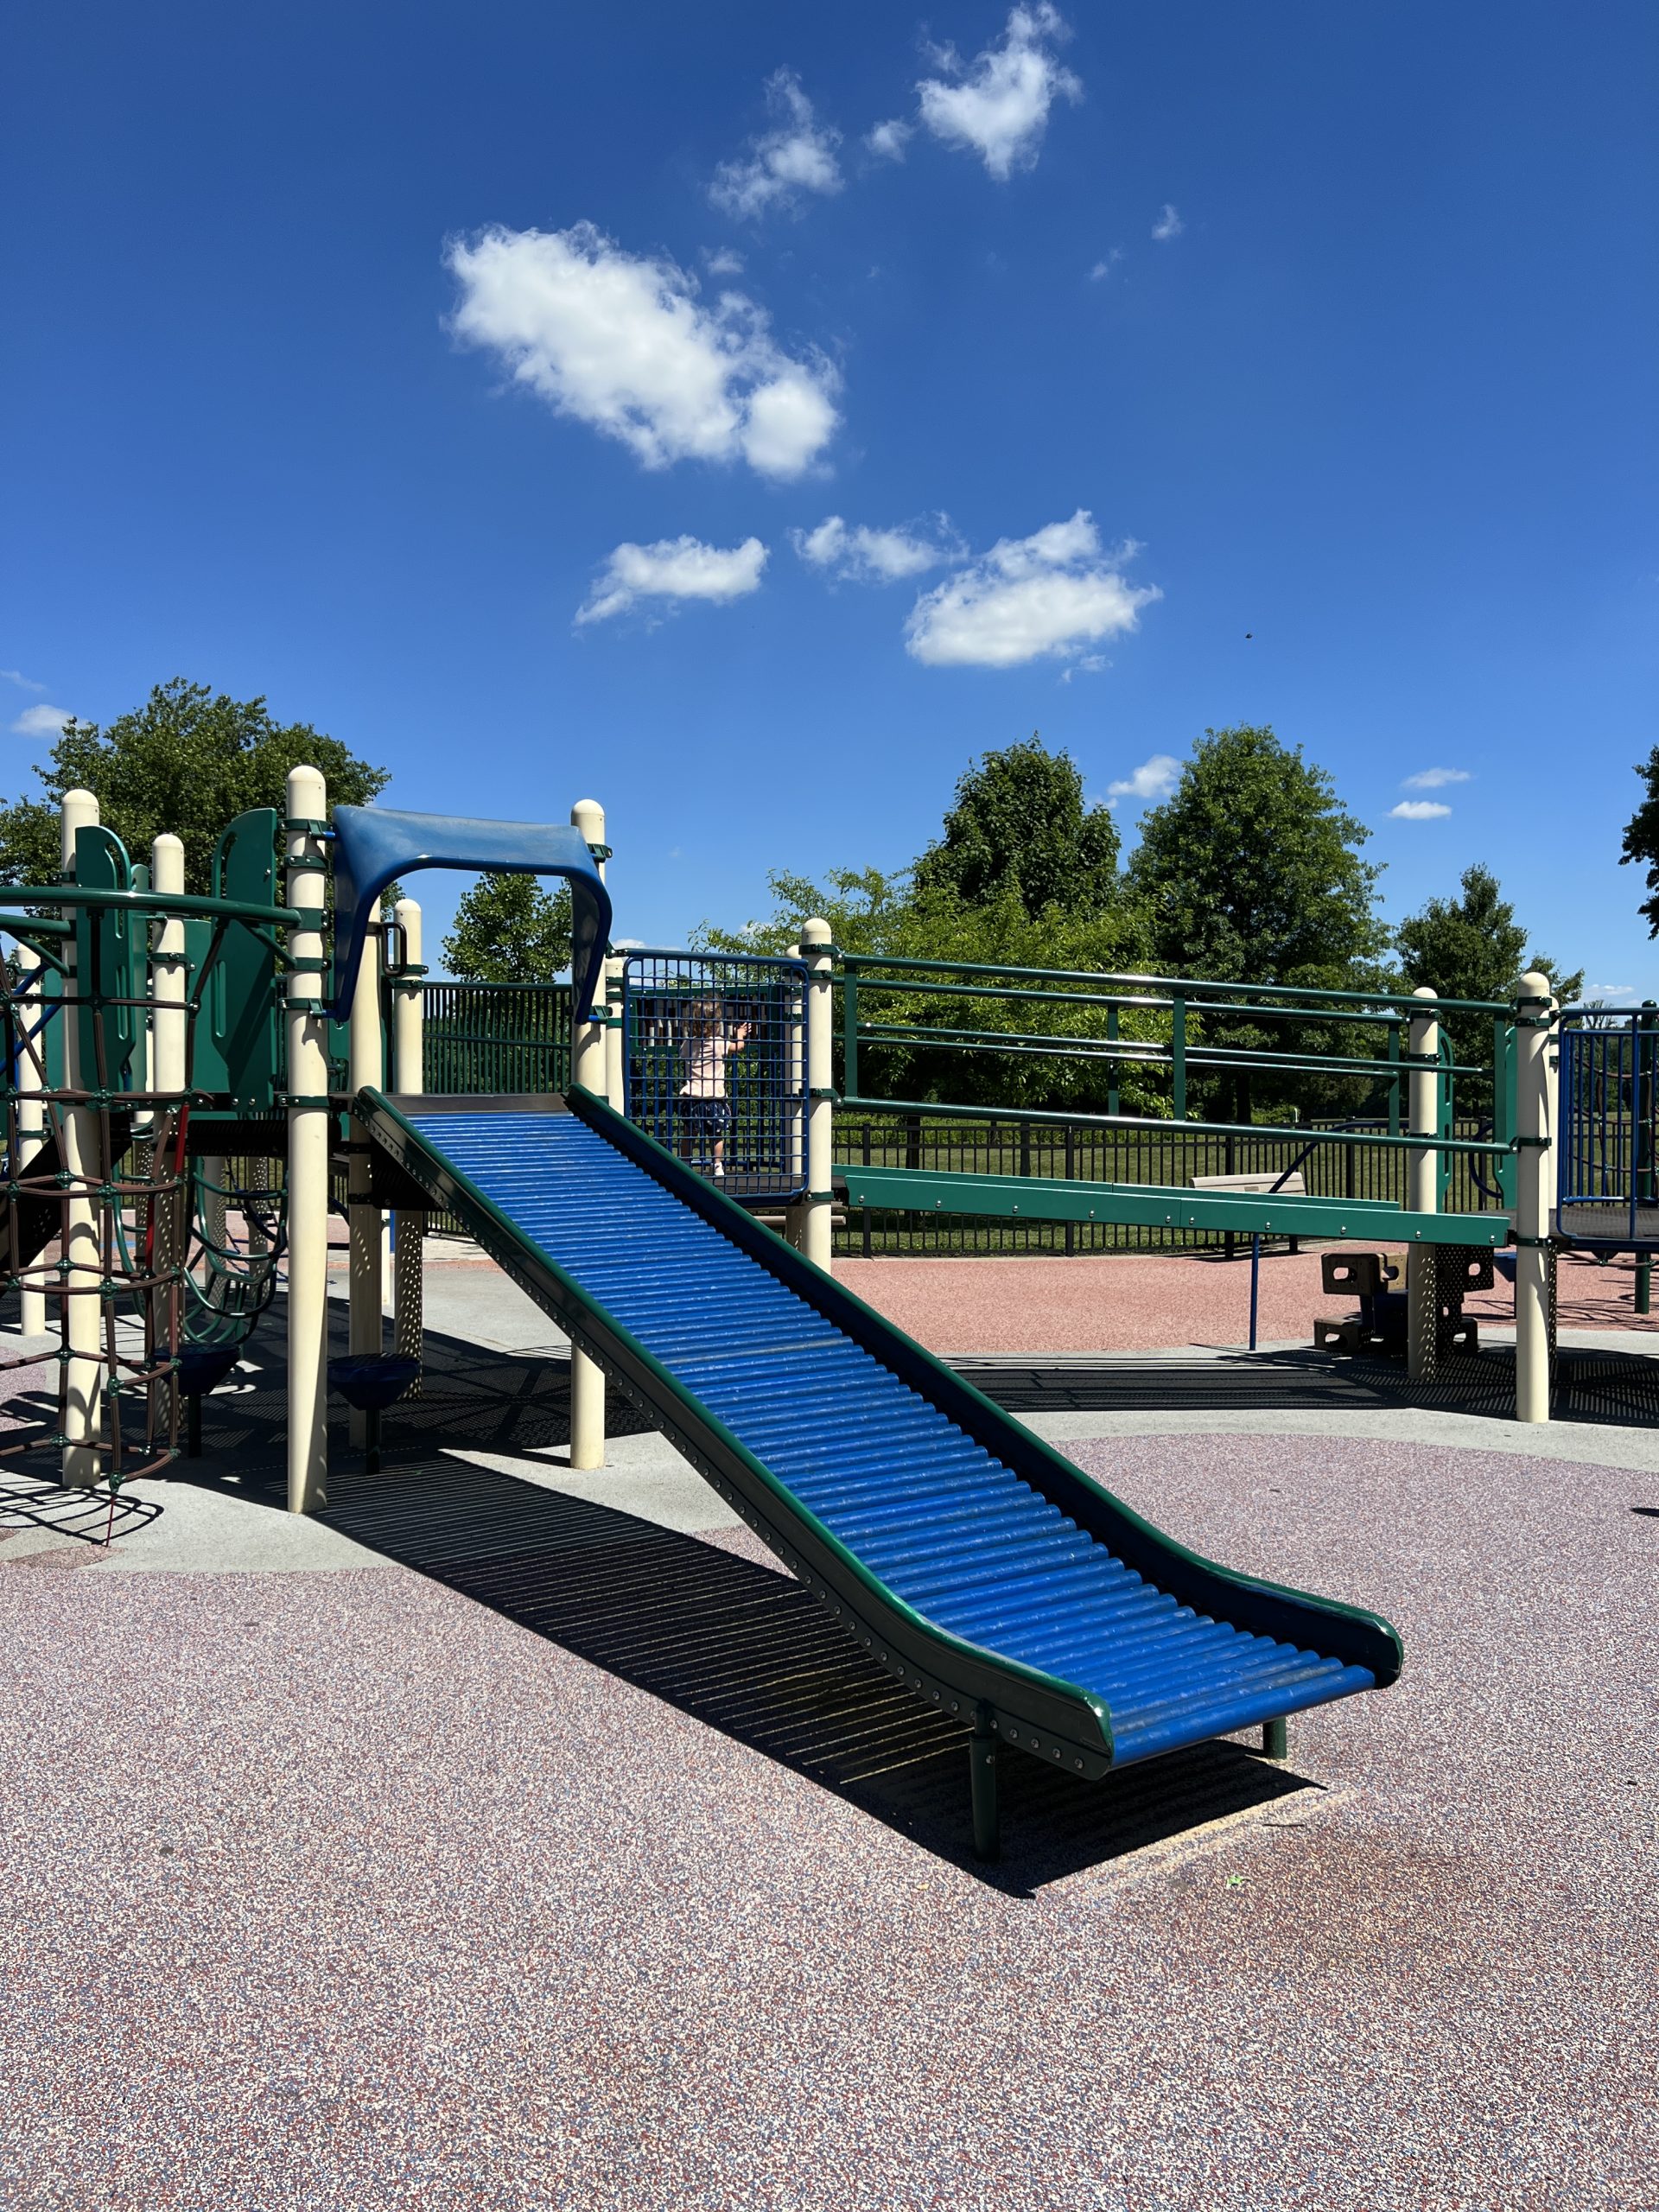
xmin=1171 ymin=994 xmax=1187 ymax=1121
xmin=346 ymin=920 xmax=384 ymax=1444
xmin=285 ymin=765 xmax=330 ymax=1513
xmin=59 ymin=789 xmax=103 ymax=1485
xmin=14 ymin=938 xmax=47 ymax=1336
xmin=149 ymin=836 xmax=188 ymax=1384
xmin=568 ymin=798 xmax=607 ymax=1470
xmin=784 ymin=943 xmax=805 ymax=1249
xmin=390 ymin=897 xmax=424 ymax=1386
xmin=803 ymin=917 xmax=835 ymax=1273
xmin=1407 ymin=986 xmax=1440 ymax=1381
xmin=1515 ymin=972 xmax=1557 ymax=1422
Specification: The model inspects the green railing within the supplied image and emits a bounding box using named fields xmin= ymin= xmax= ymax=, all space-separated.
xmin=826 ymin=952 xmax=1520 ymax=1251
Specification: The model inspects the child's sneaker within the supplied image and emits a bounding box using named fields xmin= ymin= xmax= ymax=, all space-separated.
xmin=713 ymin=1161 xmax=725 ymax=1179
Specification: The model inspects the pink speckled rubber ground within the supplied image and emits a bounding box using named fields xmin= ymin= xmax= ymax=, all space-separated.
xmin=3 ymin=1432 xmax=1655 ymax=2209
xmin=836 ymin=1248 xmax=1653 ymax=1354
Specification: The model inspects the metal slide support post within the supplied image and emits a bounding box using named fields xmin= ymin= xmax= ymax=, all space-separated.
xmin=286 ymin=766 xmax=330 ymax=1513
xmin=1407 ymin=987 xmax=1440 ymax=1381
xmin=969 ymin=1706 xmax=1000 ymax=1861
xmin=568 ymin=799 xmax=607 ymax=1471
xmin=150 ymin=836 xmax=188 ymax=1363
xmin=15 ymin=938 xmax=47 ymax=1335
xmin=803 ymin=918 xmax=835 ymax=1274
xmin=784 ymin=942 xmax=806 ymax=1249
xmin=60 ymin=789 xmax=103 ymax=1485
xmin=604 ymin=952 xmax=625 ymax=1114
xmin=1515 ymin=972 xmax=1556 ymax=1422
xmin=346 ymin=923 xmax=384 ymax=1445
xmin=391 ymin=897 xmax=424 ymax=1385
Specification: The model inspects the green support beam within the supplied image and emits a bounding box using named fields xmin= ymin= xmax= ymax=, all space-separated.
xmin=833 ymin=1163 xmax=1511 ymax=1247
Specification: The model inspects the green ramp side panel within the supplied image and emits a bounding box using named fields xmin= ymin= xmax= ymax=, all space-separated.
xmin=73 ymin=824 xmax=138 ymax=1092
xmin=210 ymin=808 xmax=282 ymax=1111
xmin=359 ymin=1086 xmax=1402 ymax=1786
xmin=831 ymin=1163 xmax=1510 ymax=1247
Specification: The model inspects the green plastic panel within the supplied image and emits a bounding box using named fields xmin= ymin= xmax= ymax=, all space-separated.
xmin=73 ymin=824 xmax=138 ymax=1092
xmin=209 ymin=809 xmax=282 ymax=1111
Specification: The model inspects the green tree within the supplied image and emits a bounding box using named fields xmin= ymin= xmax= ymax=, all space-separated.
xmin=1397 ymin=864 xmax=1582 ymax=1108
xmin=1619 ymin=747 xmax=1659 ymax=935
xmin=0 ymin=678 xmax=390 ymax=890
xmin=1126 ymin=725 xmax=1389 ymax=1119
xmin=442 ymin=872 xmax=572 ymax=982
xmin=698 ymin=868 xmax=1162 ymax=1114
xmin=912 ymin=734 xmax=1122 ymax=918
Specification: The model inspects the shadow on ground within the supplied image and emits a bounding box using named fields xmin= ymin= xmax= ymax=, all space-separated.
xmin=157 ymin=1321 xmax=1314 ymax=1891
xmin=958 ymin=1344 xmax=1659 ymax=1424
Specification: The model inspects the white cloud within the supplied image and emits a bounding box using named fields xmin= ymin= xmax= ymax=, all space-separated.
xmin=446 ymin=221 xmax=840 ymax=480
xmin=1584 ymin=982 xmax=1631 ymax=1001
xmin=703 ymin=246 xmax=745 ymax=276
xmin=710 ymin=69 xmax=842 ymax=219
xmin=1401 ymin=766 xmax=1471 ymax=790
xmin=2 ymin=668 xmax=47 ymax=693
xmin=10 ymin=703 xmax=72 ymax=739
xmin=905 ymin=512 xmax=1160 ymax=669
xmin=1389 ymin=800 xmax=1452 ymax=821
xmin=576 ymin=535 xmax=768 ymax=626
xmin=793 ymin=513 xmax=961 ymax=582
xmin=1151 ymin=203 xmax=1184 ymax=241
xmin=1108 ymin=753 xmax=1182 ymax=806
xmin=866 ymin=118 xmax=913 ymax=162
xmin=915 ymin=4 xmax=1082 ymax=181
xmin=1089 ymin=248 xmax=1124 ymax=281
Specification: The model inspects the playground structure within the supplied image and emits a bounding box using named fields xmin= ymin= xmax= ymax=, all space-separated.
xmin=0 ymin=772 xmax=1623 ymax=1853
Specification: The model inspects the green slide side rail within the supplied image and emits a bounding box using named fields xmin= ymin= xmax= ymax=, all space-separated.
xmin=359 ymin=1084 xmax=1402 ymax=1780
xmin=834 ymin=1163 xmax=1512 ymax=1247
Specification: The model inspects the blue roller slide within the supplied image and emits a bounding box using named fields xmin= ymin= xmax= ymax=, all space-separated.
xmin=359 ymin=1086 xmax=1402 ymax=1858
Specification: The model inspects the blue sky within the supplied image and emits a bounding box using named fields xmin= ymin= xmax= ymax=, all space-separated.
xmin=3 ymin=3 xmax=1655 ymax=990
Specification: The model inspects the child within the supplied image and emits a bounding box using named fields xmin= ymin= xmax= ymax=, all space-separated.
xmin=678 ymin=996 xmax=752 ymax=1179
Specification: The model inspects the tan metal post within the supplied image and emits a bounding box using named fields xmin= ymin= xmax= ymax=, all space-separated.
xmin=285 ymin=766 xmax=330 ymax=1512
xmin=346 ymin=922 xmax=384 ymax=1442
xmin=59 ymin=789 xmax=103 ymax=1485
xmin=568 ymin=799 xmax=607 ymax=1470
xmin=1407 ymin=986 xmax=1440 ymax=1380
xmin=391 ymin=897 xmax=424 ymax=1365
xmin=604 ymin=954 xmax=626 ymax=1111
xmin=14 ymin=938 xmax=47 ymax=1335
xmin=1515 ymin=971 xmax=1557 ymax=1424
xmin=784 ymin=941 xmax=805 ymax=1249
xmin=803 ymin=917 xmax=834 ymax=1274
xmin=149 ymin=836 xmax=188 ymax=1363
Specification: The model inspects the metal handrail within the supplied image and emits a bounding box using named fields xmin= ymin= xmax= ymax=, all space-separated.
xmin=836 ymin=950 xmax=1516 ymax=1017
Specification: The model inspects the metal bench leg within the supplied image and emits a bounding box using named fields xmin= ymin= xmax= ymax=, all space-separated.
xmin=969 ymin=1707 xmax=1000 ymax=1861
xmin=1262 ymin=1717 xmax=1287 ymax=1760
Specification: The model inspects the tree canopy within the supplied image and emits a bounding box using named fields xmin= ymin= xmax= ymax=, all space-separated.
xmin=1126 ymin=725 xmax=1386 ymax=986
xmin=442 ymin=872 xmax=573 ymax=984
xmin=912 ymin=735 xmax=1121 ymax=919
xmin=1619 ymin=746 xmax=1659 ymax=937
xmin=1396 ymin=864 xmax=1582 ymax=1107
xmin=0 ymin=679 xmax=390 ymax=892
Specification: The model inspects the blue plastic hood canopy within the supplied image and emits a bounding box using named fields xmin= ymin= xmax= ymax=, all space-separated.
xmin=328 ymin=806 xmax=613 ymax=1022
